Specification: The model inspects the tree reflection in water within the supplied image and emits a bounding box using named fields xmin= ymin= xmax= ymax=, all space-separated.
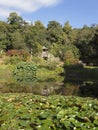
xmin=0 ymin=80 xmax=98 ymax=98
xmin=62 ymin=80 xmax=98 ymax=98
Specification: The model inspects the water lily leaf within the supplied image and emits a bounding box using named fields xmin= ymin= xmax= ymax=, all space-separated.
xmin=0 ymin=94 xmax=98 ymax=129
xmin=39 ymin=111 xmax=50 ymax=119
xmin=57 ymin=110 xmax=67 ymax=119
xmin=94 ymin=120 xmax=98 ymax=126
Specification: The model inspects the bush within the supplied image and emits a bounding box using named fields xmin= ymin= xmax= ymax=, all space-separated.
xmin=13 ymin=62 xmax=38 ymax=83
xmin=6 ymin=49 xmax=29 ymax=61
xmin=4 ymin=56 xmax=23 ymax=65
xmin=37 ymin=60 xmax=58 ymax=70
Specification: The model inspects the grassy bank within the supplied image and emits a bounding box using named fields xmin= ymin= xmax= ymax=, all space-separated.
xmin=0 ymin=64 xmax=12 ymax=83
xmin=0 ymin=63 xmax=64 ymax=93
xmin=0 ymin=64 xmax=63 ymax=83
xmin=0 ymin=93 xmax=98 ymax=129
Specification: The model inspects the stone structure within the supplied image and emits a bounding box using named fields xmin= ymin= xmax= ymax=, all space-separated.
xmin=41 ymin=46 xmax=60 ymax=62
xmin=41 ymin=46 xmax=49 ymax=60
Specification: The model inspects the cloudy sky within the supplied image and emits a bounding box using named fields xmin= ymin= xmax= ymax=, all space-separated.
xmin=0 ymin=0 xmax=98 ymax=28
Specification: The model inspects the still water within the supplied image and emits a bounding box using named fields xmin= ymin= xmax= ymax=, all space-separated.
xmin=0 ymin=78 xmax=98 ymax=98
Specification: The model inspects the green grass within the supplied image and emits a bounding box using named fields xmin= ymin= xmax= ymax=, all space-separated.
xmin=0 ymin=65 xmax=12 ymax=83
xmin=37 ymin=68 xmax=63 ymax=82
xmin=0 ymin=94 xmax=98 ymax=129
xmin=0 ymin=63 xmax=64 ymax=83
xmin=0 ymin=64 xmax=63 ymax=93
xmin=85 ymin=66 xmax=98 ymax=69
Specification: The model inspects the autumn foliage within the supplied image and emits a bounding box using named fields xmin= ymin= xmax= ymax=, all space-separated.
xmin=6 ymin=49 xmax=29 ymax=57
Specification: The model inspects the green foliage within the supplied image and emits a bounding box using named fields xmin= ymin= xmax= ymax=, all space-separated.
xmin=47 ymin=21 xmax=65 ymax=45
xmin=0 ymin=21 xmax=10 ymax=51
xmin=6 ymin=49 xmax=29 ymax=61
xmin=0 ymin=94 xmax=98 ymax=129
xmin=24 ymin=20 xmax=46 ymax=55
xmin=13 ymin=62 xmax=38 ymax=83
xmin=10 ymin=30 xmax=26 ymax=49
xmin=64 ymin=50 xmax=78 ymax=65
xmin=75 ymin=27 xmax=96 ymax=64
xmin=0 ymin=64 xmax=12 ymax=83
xmin=61 ymin=44 xmax=80 ymax=64
xmin=1 ymin=12 xmax=98 ymax=65
xmin=31 ymin=57 xmax=59 ymax=70
xmin=4 ymin=49 xmax=30 ymax=64
xmin=63 ymin=21 xmax=73 ymax=43
xmin=41 ymin=61 xmax=58 ymax=70
xmin=4 ymin=56 xmax=23 ymax=64
xmin=36 ymin=67 xmax=63 ymax=82
xmin=7 ymin=12 xmax=24 ymax=30
xmin=29 ymin=56 xmax=64 ymax=82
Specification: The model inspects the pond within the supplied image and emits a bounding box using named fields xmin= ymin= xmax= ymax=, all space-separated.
xmin=0 ymin=77 xmax=98 ymax=98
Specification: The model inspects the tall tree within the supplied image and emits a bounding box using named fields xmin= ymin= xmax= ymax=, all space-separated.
xmin=75 ymin=26 xmax=95 ymax=63
xmin=24 ymin=20 xmax=46 ymax=55
xmin=32 ymin=20 xmax=47 ymax=46
xmin=7 ymin=12 xmax=24 ymax=32
xmin=89 ymin=29 xmax=98 ymax=65
xmin=0 ymin=21 xmax=10 ymax=51
xmin=47 ymin=21 xmax=66 ymax=45
xmin=47 ymin=21 xmax=68 ymax=58
xmin=10 ymin=30 xmax=26 ymax=50
xmin=63 ymin=21 xmax=75 ymax=43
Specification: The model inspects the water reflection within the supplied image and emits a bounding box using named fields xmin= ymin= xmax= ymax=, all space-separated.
xmin=0 ymin=79 xmax=98 ymax=98
xmin=59 ymin=82 xmax=80 ymax=96
xmin=78 ymin=81 xmax=98 ymax=98
xmin=0 ymin=81 xmax=63 ymax=95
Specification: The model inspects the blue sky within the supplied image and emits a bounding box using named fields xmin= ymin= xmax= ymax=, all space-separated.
xmin=0 ymin=0 xmax=98 ymax=28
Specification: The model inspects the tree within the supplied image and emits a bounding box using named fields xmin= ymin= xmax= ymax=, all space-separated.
xmin=63 ymin=21 xmax=72 ymax=35
xmin=60 ymin=44 xmax=79 ymax=63
xmin=75 ymin=26 xmax=95 ymax=64
xmin=46 ymin=20 xmax=68 ymax=58
xmin=23 ymin=20 xmax=46 ymax=55
xmin=32 ymin=20 xmax=47 ymax=47
xmin=0 ymin=21 xmax=10 ymax=51
xmin=47 ymin=21 xmax=66 ymax=45
xmin=9 ymin=30 xmax=26 ymax=50
xmin=7 ymin=12 xmax=24 ymax=32
xmin=89 ymin=29 xmax=98 ymax=65
xmin=63 ymin=21 xmax=75 ymax=43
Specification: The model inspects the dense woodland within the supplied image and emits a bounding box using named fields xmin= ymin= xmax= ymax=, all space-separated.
xmin=0 ymin=12 xmax=98 ymax=65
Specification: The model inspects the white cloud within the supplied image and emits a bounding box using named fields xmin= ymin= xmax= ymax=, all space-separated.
xmin=0 ymin=0 xmax=61 ymax=18
xmin=0 ymin=8 xmax=11 ymax=17
xmin=0 ymin=7 xmax=20 ymax=18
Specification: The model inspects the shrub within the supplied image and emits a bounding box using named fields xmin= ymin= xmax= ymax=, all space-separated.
xmin=4 ymin=56 xmax=23 ymax=65
xmin=13 ymin=62 xmax=38 ymax=83
xmin=6 ymin=49 xmax=29 ymax=61
xmin=37 ymin=60 xmax=58 ymax=70
xmin=64 ymin=49 xmax=79 ymax=65
xmin=31 ymin=56 xmax=43 ymax=64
